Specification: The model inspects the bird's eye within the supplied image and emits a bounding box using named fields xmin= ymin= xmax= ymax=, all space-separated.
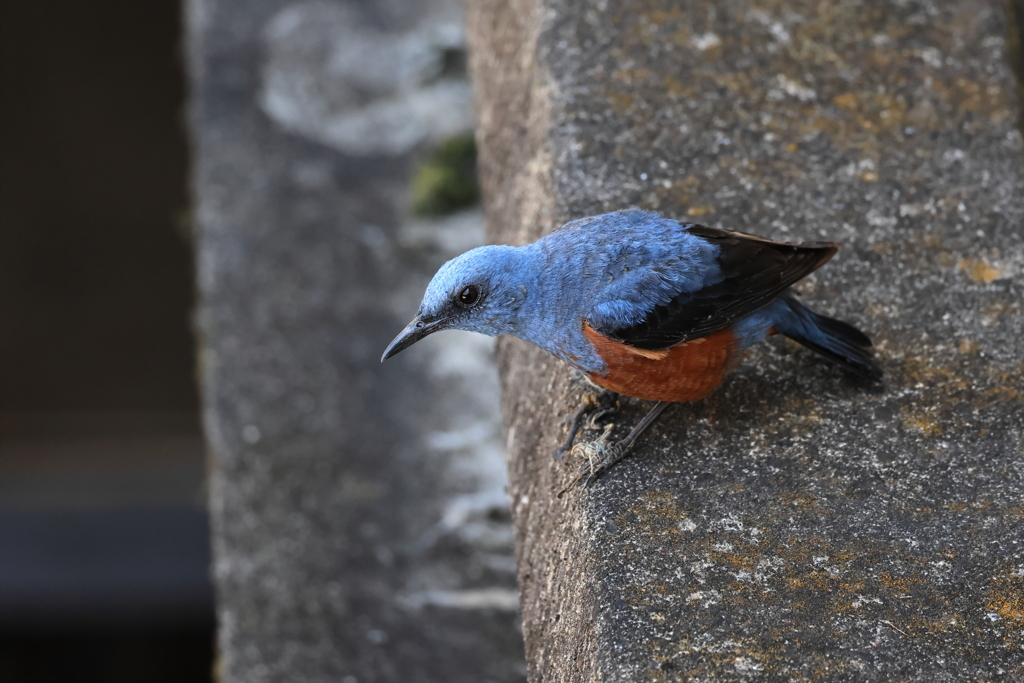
xmin=458 ymin=285 xmax=480 ymax=306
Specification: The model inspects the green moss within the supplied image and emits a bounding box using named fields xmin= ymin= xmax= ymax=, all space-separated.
xmin=411 ymin=135 xmax=480 ymax=217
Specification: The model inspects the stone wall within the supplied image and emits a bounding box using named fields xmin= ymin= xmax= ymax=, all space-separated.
xmin=468 ymin=0 xmax=1024 ymax=680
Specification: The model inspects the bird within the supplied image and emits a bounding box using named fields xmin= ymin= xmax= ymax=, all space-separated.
xmin=382 ymin=209 xmax=881 ymax=488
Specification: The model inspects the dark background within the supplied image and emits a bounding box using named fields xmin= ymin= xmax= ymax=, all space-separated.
xmin=0 ymin=0 xmax=213 ymax=680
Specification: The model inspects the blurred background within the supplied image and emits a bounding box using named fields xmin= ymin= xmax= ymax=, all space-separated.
xmin=1 ymin=0 xmax=523 ymax=680
xmin=1 ymin=0 xmax=214 ymax=680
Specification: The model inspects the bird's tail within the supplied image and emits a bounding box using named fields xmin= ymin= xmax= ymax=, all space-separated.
xmin=773 ymin=292 xmax=882 ymax=382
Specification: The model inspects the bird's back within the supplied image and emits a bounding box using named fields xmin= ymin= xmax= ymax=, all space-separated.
xmin=535 ymin=210 xmax=836 ymax=349
xmin=523 ymin=210 xmax=860 ymax=400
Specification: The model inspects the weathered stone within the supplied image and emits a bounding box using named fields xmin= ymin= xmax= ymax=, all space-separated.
xmin=188 ymin=0 xmax=524 ymax=681
xmin=258 ymin=0 xmax=472 ymax=156
xmin=468 ymin=0 xmax=1024 ymax=680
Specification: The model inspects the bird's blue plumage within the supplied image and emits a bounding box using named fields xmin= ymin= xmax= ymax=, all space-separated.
xmin=402 ymin=209 xmax=879 ymax=382
xmin=415 ymin=210 xmax=727 ymax=373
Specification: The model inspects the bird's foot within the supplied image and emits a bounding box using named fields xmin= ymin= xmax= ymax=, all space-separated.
xmin=557 ymin=400 xmax=672 ymax=496
xmin=555 ymin=390 xmax=618 ymax=460
xmin=557 ymin=424 xmax=630 ymax=496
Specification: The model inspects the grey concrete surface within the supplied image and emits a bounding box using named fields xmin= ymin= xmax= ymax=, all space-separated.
xmin=468 ymin=0 xmax=1024 ymax=680
xmin=187 ymin=1 xmax=523 ymax=681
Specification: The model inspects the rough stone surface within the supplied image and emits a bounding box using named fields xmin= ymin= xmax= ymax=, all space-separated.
xmin=468 ymin=0 xmax=1024 ymax=680
xmin=188 ymin=1 xmax=524 ymax=681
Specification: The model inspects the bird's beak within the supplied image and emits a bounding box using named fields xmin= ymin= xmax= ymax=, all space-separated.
xmin=381 ymin=315 xmax=448 ymax=361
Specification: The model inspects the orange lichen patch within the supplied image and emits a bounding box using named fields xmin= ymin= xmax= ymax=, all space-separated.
xmin=668 ymin=28 xmax=691 ymax=46
xmin=605 ymin=91 xmax=636 ymax=114
xmin=987 ymin=573 xmax=1024 ymax=646
xmin=898 ymin=354 xmax=971 ymax=391
xmin=833 ymin=92 xmax=858 ymax=109
xmin=930 ymin=77 xmax=1015 ymax=119
xmin=899 ymin=612 xmax=971 ymax=639
xmin=715 ymin=71 xmax=754 ymax=96
xmin=900 ymin=407 xmax=944 ymax=437
xmin=767 ymin=396 xmax=826 ymax=437
xmin=663 ymin=76 xmax=695 ymax=98
xmin=622 ymin=516 xmax=1007 ymax=672
xmin=958 ymin=257 xmax=1003 ymax=283
xmin=789 ymin=89 xmax=911 ymax=150
xmin=686 ymin=205 xmax=714 ymax=216
xmin=620 ymin=14 xmax=668 ymax=49
xmin=991 ymin=361 xmax=1024 ymax=384
xmin=707 ymin=542 xmax=764 ymax=575
xmin=877 ymin=571 xmax=926 ymax=594
xmin=620 ymin=490 xmax=698 ymax=547
xmin=676 ymin=174 xmax=702 ymax=189
xmin=613 ymin=67 xmax=651 ymax=83
xmin=778 ymin=492 xmax=821 ymax=510
xmin=982 ymin=385 xmax=1023 ymax=407
xmin=633 ymin=490 xmax=684 ymax=522
xmin=981 ymin=299 xmax=1018 ymax=326
xmin=643 ymin=7 xmax=685 ymax=26
xmin=889 ymin=350 xmax=988 ymax=435
xmin=871 ymin=241 xmax=895 ymax=256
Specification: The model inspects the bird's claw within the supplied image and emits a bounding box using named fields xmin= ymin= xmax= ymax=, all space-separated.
xmin=556 ymin=390 xmax=617 ymax=460
xmin=556 ymin=423 xmax=624 ymax=497
xmin=555 ymin=427 xmax=581 ymax=461
xmin=576 ymin=446 xmax=622 ymax=486
xmin=557 ymin=445 xmax=626 ymax=497
xmin=557 ymin=400 xmax=672 ymax=497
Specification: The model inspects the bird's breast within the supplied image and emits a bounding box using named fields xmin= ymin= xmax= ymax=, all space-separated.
xmin=582 ymin=323 xmax=740 ymax=402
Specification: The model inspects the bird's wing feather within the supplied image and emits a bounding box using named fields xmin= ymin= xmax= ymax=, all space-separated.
xmin=588 ymin=224 xmax=838 ymax=350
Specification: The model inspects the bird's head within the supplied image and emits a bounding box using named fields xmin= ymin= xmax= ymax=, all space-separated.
xmin=381 ymin=245 xmax=526 ymax=361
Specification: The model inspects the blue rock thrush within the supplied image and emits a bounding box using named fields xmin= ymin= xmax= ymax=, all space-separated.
xmin=382 ymin=210 xmax=881 ymax=487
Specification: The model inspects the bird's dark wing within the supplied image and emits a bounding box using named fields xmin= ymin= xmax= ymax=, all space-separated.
xmin=594 ymin=224 xmax=839 ymax=350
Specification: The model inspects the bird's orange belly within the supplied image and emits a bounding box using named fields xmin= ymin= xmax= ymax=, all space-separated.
xmin=583 ymin=324 xmax=740 ymax=402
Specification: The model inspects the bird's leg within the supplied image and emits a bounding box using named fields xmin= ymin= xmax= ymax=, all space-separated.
xmin=556 ymin=389 xmax=618 ymax=460
xmin=563 ymin=400 xmax=672 ymax=491
xmin=556 ymin=397 xmax=594 ymax=460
